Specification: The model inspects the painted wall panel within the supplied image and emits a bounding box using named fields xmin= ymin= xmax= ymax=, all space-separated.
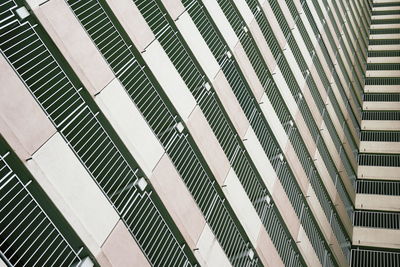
xmin=95 ymin=78 xmax=164 ymax=177
xmin=142 ymin=40 xmax=197 ymax=122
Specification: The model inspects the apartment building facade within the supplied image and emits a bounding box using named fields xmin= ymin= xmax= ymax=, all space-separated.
xmin=0 ymin=0 xmax=399 ymax=266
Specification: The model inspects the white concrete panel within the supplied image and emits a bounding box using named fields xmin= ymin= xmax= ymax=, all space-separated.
xmin=196 ymin=224 xmax=232 ymax=267
xmin=283 ymin=45 xmax=306 ymax=90
xmin=106 ymin=0 xmax=155 ymax=51
xmin=363 ymin=101 xmax=400 ymax=111
xmin=356 ymin=194 xmax=400 ymax=212
xmin=151 ymin=154 xmax=206 ymax=248
xmin=358 ymin=166 xmax=400 ymax=180
xmin=353 ymin=227 xmax=400 ymax=249
xmin=142 ymin=40 xmax=197 ymax=122
xmin=0 ymin=54 xmax=56 ymax=160
xmin=271 ymin=68 xmax=298 ymax=117
xmin=306 ymin=0 xmax=324 ymax=32
xmin=160 ymin=0 xmax=185 ymax=20
xmin=370 ymin=34 xmax=400 ymax=39
xmin=175 ymin=12 xmax=220 ymax=81
xmin=34 ymin=0 xmax=114 ymax=95
xmin=371 ymin=24 xmax=400 ymax=29
xmin=364 ymin=85 xmax=400 ymax=93
xmin=187 ymin=106 xmax=230 ymax=185
xmin=27 ymin=133 xmax=119 ymax=255
xmin=258 ymin=93 xmax=289 ymax=149
xmin=223 ymin=168 xmax=262 ymax=245
xmin=360 ymin=141 xmax=400 ymax=154
xmin=299 ymin=12 xmax=319 ymax=48
xmin=297 ymin=227 xmax=322 ymax=267
xmin=243 ymin=127 xmax=279 ymax=191
xmin=366 ymin=70 xmax=400 ymax=77
xmin=232 ymin=0 xmax=254 ymax=26
xmin=292 ymin=27 xmax=313 ymax=67
xmin=367 ymin=57 xmax=400 ymax=64
xmin=0 ymin=258 xmax=7 ymax=267
xmin=361 ymin=120 xmax=400 ymax=131
xmin=95 ymin=78 xmax=164 ymax=177
xmin=202 ymin=0 xmax=239 ymax=50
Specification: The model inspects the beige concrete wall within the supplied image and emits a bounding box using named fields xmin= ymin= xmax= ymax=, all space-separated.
xmin=32 ymin=0 xmax=114 ymax=96
xmin=100 ymin=220 xmax=150 ymax=267
xmin=260 ymin=0 xmax=287 ymax=49
xmin=360 ymin=141 xmax=400 ymax=154
xmin=256 ymin=228 xmax=285 ymax=267
xmin=361 ymin=120 xmax=400 ymax=131
xmin=366 ymin=70 xmax=400 ymax=77
xmin=212 ymin=71 xmax=250 ymax=138
xmin=370 ymin=34 xmax=400 ymax=39
xmin=242 ymin=127 xmax=279 ymax=191
xmin=248 ymin=19 xmax=277 ymax=72
xmin=358 ymin=165 xmax=400 ymax=180
xmin=353 ymin=227 xmax=400 ymax=249
xmin=356 ymin=194 xmax=400 ymax=212
xmin=296 ymin=227 xmax=322 ymax=267
xmin=106 ymin=0 xmax=155 ymax=52
xmin=150 ymin=154 xmax=232 ymax=266
xmin=370 ymin=24 xmax=400 ymax=29
xmin=150 ymin=154 xmax=206 ymax=249
xmin=233 ymin=42 xmax=264 ymax=101
xmin=0 ymin=54 xmax=56 ymax=160
xmin=367 ymin=57 xmax=400 ymax=64
xmin=364 ymin=85 xmax=400 ymax=93
xmin=363 ymin=101 xmax=400 ymax=111
xmin=186 ymin=106 xmax=230 ymax=186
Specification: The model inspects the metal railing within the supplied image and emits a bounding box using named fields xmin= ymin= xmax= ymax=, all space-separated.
xmin=0 ymin=2 xmax=195 ymax=265
xmin=361 ymin=131 xmax=400 ymax=142
xmin=370 ymin=28 xmax=400 ymax=34
xmin=362 ymin=111 xmax=400 ymax=120
xmin=68 ymin=0 xmax=259 ymax=265
xmin=358 ymin=153 xmax=400 ymax=167
xmin=369 ymin=39 xmax=400 ymax=45
xmin=182 ymin=0 xmax=342 ymax=265
xmin=364 ymin=93 xmax=400 ymax=101
xmin=354 ymin=210 xmax=400 ymax=229
xmin=0 ymin=152 xmax=83 ymax=267
xmin=367 ymin=63 xmax=400 ymax=71
xmin=368 ymin=50 xmax=400 ymax=57
xmin=357 ymin=180 xmax=400 ymax=195
xmin=371 ymin=18 xmax=400 ymax=25
xmin=351 ymin=248 xmax=400 ymax=267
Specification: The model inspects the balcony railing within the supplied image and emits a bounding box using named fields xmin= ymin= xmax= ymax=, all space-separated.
xmin=354 ymin=210 xmax=400 ymax=229
xmin=351 ymin=248 xmax=400 ymax=267
xmin=0 ymin=151 xmax=85 ymax=267
xmin=357 ymin=180 xmax=400 ymax=195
